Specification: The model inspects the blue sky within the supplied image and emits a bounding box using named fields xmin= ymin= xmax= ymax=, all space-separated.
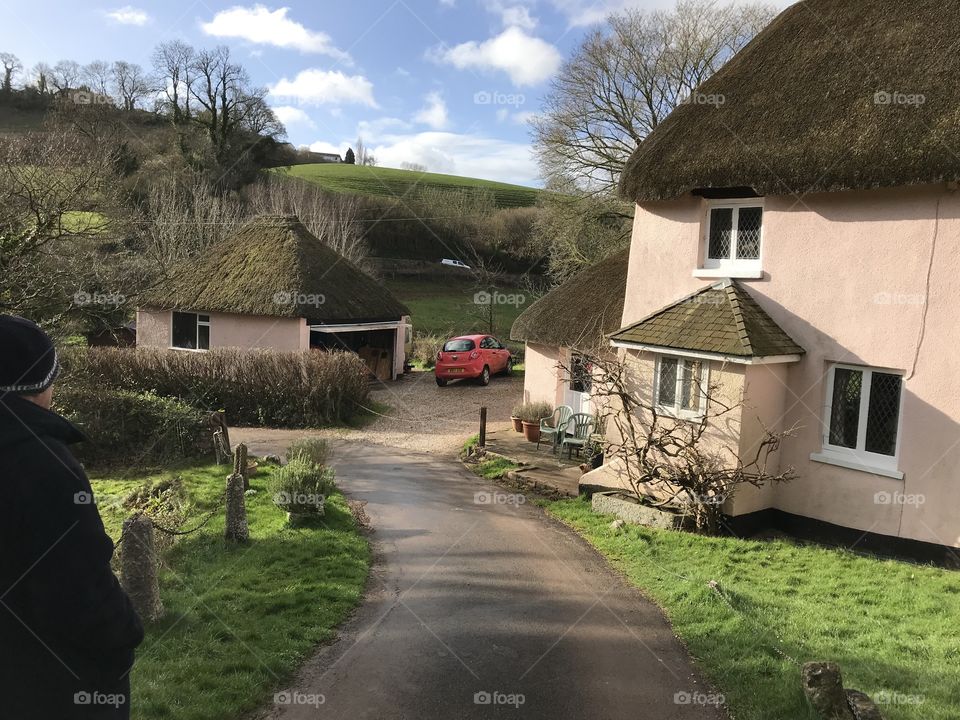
xmin=1 ymin=1 xmax=783 ymax=186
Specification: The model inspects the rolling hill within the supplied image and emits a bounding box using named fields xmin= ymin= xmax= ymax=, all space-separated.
xmin=271 ymin=163 xmax=541 ymax=208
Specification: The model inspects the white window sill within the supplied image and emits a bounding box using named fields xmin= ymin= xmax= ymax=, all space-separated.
xmin=655 ymin=406 xmax=704 ymax=423
xmin=693 ymin=268 xmax=764 ymax=280
xmin=169 ymin=346 xmax=209 ymax=353
xmin=809 ymin=452 xmax=904 ymax=480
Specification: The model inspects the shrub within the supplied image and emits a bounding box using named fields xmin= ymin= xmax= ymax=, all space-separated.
xmin=59 ymin=347 xmax=370 ymax=428
xmin=269 ymin=457 xmax=337 ymax=516
xmin=54 ymin=387 xmax=212 ymax=468
xmin=410 ymin=332 xmax=445 ymax=368
xmin=286 ymin=437 xmax=329 ymax=465
xmin=517 ymin=401 xmax=553 ymax=424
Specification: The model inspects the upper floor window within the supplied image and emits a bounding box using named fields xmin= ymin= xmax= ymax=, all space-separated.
xmin=700 ymin=200 xmax=763 ymax=276
xmin=172 ymin=311 xmax=210 ymax=350
xmin=820 ymin=364 xmax=903 ymax=471
xmin=654 ymin=355 xmax=707 ymax=419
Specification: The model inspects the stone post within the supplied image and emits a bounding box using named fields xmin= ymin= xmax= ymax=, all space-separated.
xmin=120 ymin=515 xmax=164 ymax=622
xmin=225 ymin=443 xmax=249 ymax=543
xmin=801 ymin=662 xmax=855 ymax=720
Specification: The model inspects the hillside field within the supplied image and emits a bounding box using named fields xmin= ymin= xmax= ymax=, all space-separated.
xmin=271 ymin=163 xmax=541 ymax=208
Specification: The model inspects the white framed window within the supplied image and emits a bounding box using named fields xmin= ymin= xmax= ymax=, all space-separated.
xmin=654 ymin=355 xmax=708 ymax=419
xmin=700 ymin=199 xmax=764 ymax=275
xmin=816 ymin=364 xmax=903 ymax=474
xmin=171 ymin=311 xmax=210 ymax=351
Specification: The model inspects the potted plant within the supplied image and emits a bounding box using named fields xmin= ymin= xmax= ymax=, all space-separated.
xmin=269 ymin=456 xmax=337 ymax=526
xmin=510 ymin=403 xmax=524 ymax=432
xmin=519 ymin=401 xmax=553 ymax=443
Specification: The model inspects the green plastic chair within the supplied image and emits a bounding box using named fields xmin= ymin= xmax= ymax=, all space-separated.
xmin=561 ymin=413 xmax=595 ymax=459
xmin=538 ymin=405 xmax=573 ymax=453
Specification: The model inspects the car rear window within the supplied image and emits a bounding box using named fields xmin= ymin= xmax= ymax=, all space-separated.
xmin=443 ymin=339 xmax=475 ymax=352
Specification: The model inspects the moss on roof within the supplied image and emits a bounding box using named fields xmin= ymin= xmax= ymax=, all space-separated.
xmin=141 ymin=215 xmax=409 ymax=323
xmin=619 ymin=0 xmax=960 ymax=202
xmin=510 ymin=248 xmax=629 ymax=347
xmin=610 ymin=280 xmax=804 ymax=359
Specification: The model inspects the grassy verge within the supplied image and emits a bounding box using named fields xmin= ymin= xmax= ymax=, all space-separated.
xmin=460 ymin=435 xmax=521 ymax=480
xmin=92 ymin=462 xmax=369 ymax=720
xmin=546 ymin=498 xmax=960 ymax=720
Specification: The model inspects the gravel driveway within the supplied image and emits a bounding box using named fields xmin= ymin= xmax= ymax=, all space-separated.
xmin=232 ymin=369 xmax=523 ymax=457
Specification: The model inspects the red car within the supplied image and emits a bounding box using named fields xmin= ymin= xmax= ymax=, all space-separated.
xmin=435 ymin=334 xmax=513 ymax=386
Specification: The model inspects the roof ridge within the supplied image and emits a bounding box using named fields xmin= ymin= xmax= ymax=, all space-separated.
xmin=724 ymin=282 xmax=754 ymax=355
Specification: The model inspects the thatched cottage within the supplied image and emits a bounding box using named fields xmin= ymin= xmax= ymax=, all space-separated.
xmin=577 ymin=0 xmax=960 ymax=555
xmin=137 ymin=215 xmax=411 ymax=380
xmin=511 ymin=248 xmax=629 ymax=414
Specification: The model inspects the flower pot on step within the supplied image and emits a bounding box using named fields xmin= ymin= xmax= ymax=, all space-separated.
xmin=511 ymin=416 xmax=523 ymax=432
xmin=521 ymin=421 xmax=540 ymax=442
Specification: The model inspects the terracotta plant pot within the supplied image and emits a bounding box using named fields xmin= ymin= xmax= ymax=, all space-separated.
xmin=521 ymin=421 xmax=540 ymax=443
xmin=511 ymin=416 xmax=523 ymax=432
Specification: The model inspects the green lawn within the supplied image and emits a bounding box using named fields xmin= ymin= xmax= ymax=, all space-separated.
xmin=92 ymin=462 xmax=369 ymax=720
xmin=386 ymin=276 xmax=534 ymax=340
xmin=547 ymin=498 xmax=960 ymax=720
xmin=272 ymin=163 xmax=541 ymax=208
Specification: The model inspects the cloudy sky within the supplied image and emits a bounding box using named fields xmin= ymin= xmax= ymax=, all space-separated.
xmin=2 ymin=1 xmax=783 ymax=186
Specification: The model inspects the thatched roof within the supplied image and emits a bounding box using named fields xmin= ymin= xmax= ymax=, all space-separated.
xmin=610 ymin=280 xmax=804 ymax=359
xmin=619 ymin=0 xmax=960 ymax=202
xmin=142 ymin=215 xmax=409 ymax=323
xmin=510 ymin=248 xmax=629 ymax=347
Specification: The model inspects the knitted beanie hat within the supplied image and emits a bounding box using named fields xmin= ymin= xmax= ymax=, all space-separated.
xmin=0 ymin=315 xmax=60 ymax=394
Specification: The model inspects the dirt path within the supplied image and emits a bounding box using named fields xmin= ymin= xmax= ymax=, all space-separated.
xmin=232 ymin=369 xmax=523 ymax=457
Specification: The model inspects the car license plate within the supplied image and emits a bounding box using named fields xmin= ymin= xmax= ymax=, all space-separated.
xmin=448 ymin=368 xmax=464 ymax=373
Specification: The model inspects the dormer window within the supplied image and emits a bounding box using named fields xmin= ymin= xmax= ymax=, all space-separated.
xmin=696 ymin=199 xmax=764 ymax=279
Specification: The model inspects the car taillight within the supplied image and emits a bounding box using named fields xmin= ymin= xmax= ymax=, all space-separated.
xmin=470 ymin=351 xmax=479 ymax=359
xmin=436 ymin=351 xmax=443 ymax=360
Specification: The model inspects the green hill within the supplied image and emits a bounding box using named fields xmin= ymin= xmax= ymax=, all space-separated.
xmin=271 ymin=163 xmax=541 ymax=208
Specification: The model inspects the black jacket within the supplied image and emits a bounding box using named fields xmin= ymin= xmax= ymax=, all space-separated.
xmin=0 ymin=392 xmax=144 ymax=719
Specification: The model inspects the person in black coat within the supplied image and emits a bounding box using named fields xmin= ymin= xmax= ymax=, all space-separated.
xmin=0 ymin=315 xmax=144 ymax=719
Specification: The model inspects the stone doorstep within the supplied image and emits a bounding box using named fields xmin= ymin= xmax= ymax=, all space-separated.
xmin=591 ymin=491 xmax=684 ymax=530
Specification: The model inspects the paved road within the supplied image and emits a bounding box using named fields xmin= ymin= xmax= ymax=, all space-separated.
xmin=259 ymin=442 xmax=725 ymax=720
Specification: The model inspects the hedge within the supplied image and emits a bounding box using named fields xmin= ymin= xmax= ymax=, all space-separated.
xmin=59 ymin=347 xmax=371 ymax=428
xmin=54 ymin=387 xmax=212 ymax=468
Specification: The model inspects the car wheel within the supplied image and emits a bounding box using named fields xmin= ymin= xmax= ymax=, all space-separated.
xmin=479 ymin=366 xmax=490 ymax=386
xmin=435 ymin=377 xmax=447 ymax=387
xmin=505 ymin=358 xmax=513 ymax=375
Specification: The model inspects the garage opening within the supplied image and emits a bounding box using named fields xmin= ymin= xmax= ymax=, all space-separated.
xmin=310 ymin=327 xmax=396 ymax=381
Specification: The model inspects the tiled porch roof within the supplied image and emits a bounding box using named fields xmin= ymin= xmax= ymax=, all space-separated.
xmin=609 ymin=280 xmax=804 ymax=359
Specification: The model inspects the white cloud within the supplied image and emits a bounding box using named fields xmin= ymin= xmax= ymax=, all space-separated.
xmin=272 ymin=105 xmax=315 ymax=128
xmin=432 ymin=27 xmax=562 ymax=86
xmin=485 ymin=1 xmax=538 ymax=30
xmin=269 ymin=69 xmax=377 ymax=107
xmin=370 ymin=131 xmax=538 ymax=186
xmin=105 ymin=6 xmax=150 ymax=25
xmin=414 ymin=91 xmax=449 ymax=130
xmin=201 ymin=5 xmax=350 ymax=61
xmin=356 ymin=116 xmax=412 ymax=141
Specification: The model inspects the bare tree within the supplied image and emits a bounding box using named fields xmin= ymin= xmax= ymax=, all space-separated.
xmin=152 ymin=40 xmax=195 ymax=122
xmin=235 ymin=88 xmax=284 ymax=138
xmin=111 ymin=61 xmax=152 ymax=111
xmin=559 ymin=337 xmax=797 ymax=534
xmin=30 ymin=62 xmax=52 ymax=93
xmin=1 ymin=52 xmax=22 ymax=94
xmin=247 ymin=175 xmax=368 ymax=268
xmin=534 ymin=0 xmax=776 ymax=192
xmin=49 ymin=59 xmax=83 ymax=92
xmin=82 ymin=60 xmax=112 ymax=96
xmin=354 ymin=136 xmax=377 ymax=167
xmin=189 ymin=46 xmax=260 ymax=156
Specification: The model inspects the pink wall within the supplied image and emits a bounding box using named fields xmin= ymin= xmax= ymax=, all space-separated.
xmin=136 ymin=309 xmax=308 ymax=352
xmin=614 ymin=183 xmax=960 ymax=546
xmin=522 ymin=343 xmax=565 ymax=406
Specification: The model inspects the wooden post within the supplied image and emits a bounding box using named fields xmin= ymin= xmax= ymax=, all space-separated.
xmin=479 ymin=406 xmax=487 ymax=448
